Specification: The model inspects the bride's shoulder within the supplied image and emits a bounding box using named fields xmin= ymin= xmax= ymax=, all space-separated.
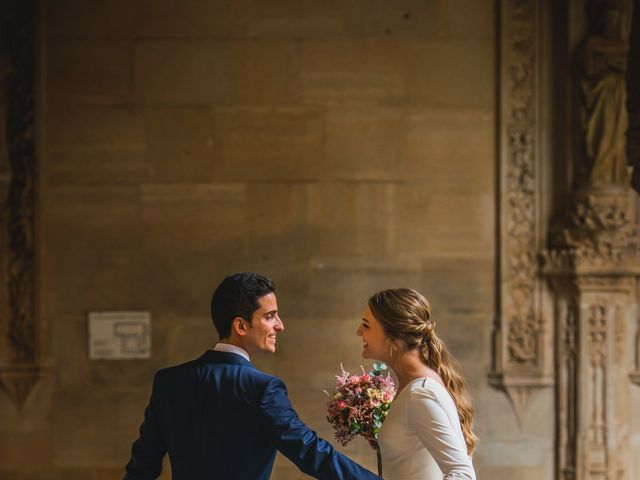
xmin=406 ymin=378 xmax=451 ymax=403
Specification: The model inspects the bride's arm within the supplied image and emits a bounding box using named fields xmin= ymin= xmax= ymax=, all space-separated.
xmin=406 ymin=387 xmax=476 ymax=480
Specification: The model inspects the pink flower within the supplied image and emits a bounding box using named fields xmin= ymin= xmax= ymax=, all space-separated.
xmin=325 ymin=364 xmax=396 ymax=449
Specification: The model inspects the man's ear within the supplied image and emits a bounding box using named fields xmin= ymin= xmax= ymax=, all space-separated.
xmin=231 ymin=317 xmax=249 ymax=337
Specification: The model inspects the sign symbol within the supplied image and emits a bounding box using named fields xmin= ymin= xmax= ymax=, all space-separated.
xmin=113 ymin=321 xmax=149 ymax=354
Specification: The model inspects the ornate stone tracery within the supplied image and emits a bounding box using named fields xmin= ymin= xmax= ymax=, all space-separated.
xmin=493 ymin=1 xmax=640 ymax=479
xmin=490 ymin=0 xmax=554 ymax=425
xmin=0 ymin=0 xmax=39 ymax=409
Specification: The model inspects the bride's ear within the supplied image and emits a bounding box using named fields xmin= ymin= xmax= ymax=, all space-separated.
xmin=387 ymin=339 xmax=401 ymax=357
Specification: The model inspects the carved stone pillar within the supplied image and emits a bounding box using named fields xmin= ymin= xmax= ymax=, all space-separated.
xmin=543 ymin=189 xmax=639 ymax=480
xmin=0 ymin=0 xmax=40 ymax=409
xmin=489 ymin=0 xmax=555 ymax=423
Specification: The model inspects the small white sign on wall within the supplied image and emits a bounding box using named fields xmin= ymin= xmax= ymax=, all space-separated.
xmin=88 ymin=311 xmax=151 ymax=360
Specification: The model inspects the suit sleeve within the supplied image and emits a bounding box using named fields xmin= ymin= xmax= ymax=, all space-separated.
xmin=259 ymin=377 xmax=380 ymax=480
xmin=406 ymin=387 xmax=476 ymax=480
xmin=124 ymin=372 xmax=167 ymax=480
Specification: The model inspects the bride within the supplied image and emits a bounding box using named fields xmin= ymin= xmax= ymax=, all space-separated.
xmin=356 ymin=288 xmax=477 ymax=479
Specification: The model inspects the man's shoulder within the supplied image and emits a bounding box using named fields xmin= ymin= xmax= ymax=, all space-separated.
xmin=154 ymin=354 xmax=284 ymax=389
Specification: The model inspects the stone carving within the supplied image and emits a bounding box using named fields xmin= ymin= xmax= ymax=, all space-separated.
xmin=625 ymin=0 xmax=640 ymax=193
xmin=586 ymin=304 xmax=608 ymax=477
xmin=558 ymin=301 xmax=578 ymax=480
xmin=489 ymin=0 xmax=553 ymax=426
xmin=542 ymin=198 xmax=639 ymax=478
xmin=632 ymin=313 xmax=640 ymax=384
xmin=614 ymin=306 xmax=625 ymax=363
xmin=580 ymin=0 xmax=629 ymax=187
xmin=507 ymin=312 xmax=543 ymax=365
xmin=542 ymin=191 xmax=640 ymax=274
xmin=0 ymin=0 xmax=39 ymax=408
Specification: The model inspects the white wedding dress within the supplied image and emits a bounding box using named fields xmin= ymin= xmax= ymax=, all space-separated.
xmin=378 ymin=377 xmax=476 ymax=480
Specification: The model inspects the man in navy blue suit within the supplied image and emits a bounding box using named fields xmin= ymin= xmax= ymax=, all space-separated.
xmin=124 ymin=272 xmax=380 ymax=479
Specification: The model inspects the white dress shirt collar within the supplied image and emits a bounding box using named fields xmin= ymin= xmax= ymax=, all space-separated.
xmin=213 ymin=342 xmax=250 ymax=362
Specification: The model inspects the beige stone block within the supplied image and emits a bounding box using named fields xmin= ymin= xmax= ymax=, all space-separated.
xmin=165 ymin=316 xmax=217 ymax=365
xmin=393 ymin=185 xmax=494 ymax=256
xmin=275 ymin=317 xmax=368 ymax=390
xmin=210 ymin=107 xmax=324 ymax=180
xmin=308 ymin=183 xmax=396 ymax=257
xmin=44 ymin=0 xmax=137 ymax=37
xmin=143 ymin=107 xmax=215 ymax=183
xmin=135 ymin=0 xmax=252 ymax=37
xmin=140 ymin=183 xmax=246 ymax=253
xmin=51 ymin=316 xmax=90 ymax=389
xmin=0 ymin=431 xmax=52 ymax=469
xmin=46 ymin=39 xmax=131 ymax=105
xmin=136 ymin=250 xmax=220 ymax=318
xmin=46 ymin=106 xmax=145 ymax=148
xmin=45 ymin=106 xmax=148 ymax=185
xmin=41 ymin=186 xmax=147 ymax=323
xmin=324 ymin=108 xmax=408 ymax=180
xmin=438 ymin=0 xmax=495 ymax=39
xmin=298 ymin=39 xmax=406 ymax=105
xmin=42 ymin=185 xmax=141 ymax=250
xmin=472 ymin=387 xmax=519 ymax=439
xmin=0 ymin=469 xmax=87 ymax=480
xmin=132 ymin=40 xmax=234 ymax=105
xmin=405 ymin=40 xmax=494 ymax=107
xmin=246 ymin=184 xmax=312 ymax=259
xmin=475 ymin=466 xmax=551 ymax=480
xmin=46 ymin=149 xmax=149 ymax=186
xmin=252 ymin=0 xmax=346 ymax=19
xmin=138 ymin=184 xmax=246 ymax=315
xmin=94 ymin=467 xmax=131 ymax=480
xmin=232 ymin=41 xmax=299 ymax=105
xmin=53 ymin=389 xmax=150 ymax=466
xmin=306 ymin=259 xmax=421 ymax=318
xmin=249 ymin=0 xmax=346 ymax=38
xmin=345 ymin=0 xmax=438 ymax=37
xmin=419 ymin=257 xmax=494 ymax=317
xmin=403 ymin=108 xmax=494 ymax=189
xmin=434 ymin=313 xmax=487 ymax=366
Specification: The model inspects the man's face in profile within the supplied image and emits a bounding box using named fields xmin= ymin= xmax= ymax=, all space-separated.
xmin=242 ymin=293 xmax=283 ymax=355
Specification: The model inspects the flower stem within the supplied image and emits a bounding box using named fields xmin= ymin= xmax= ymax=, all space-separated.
xmin=376 ymin=445 xmax=383 ymax=478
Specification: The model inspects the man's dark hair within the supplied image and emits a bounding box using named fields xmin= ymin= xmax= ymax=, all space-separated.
xmin=210 ymin=273 xmax=275 ymax=339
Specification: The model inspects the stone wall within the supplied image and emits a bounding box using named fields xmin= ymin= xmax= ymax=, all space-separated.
xmin=0 ymin=1 xmax=556 ymax=479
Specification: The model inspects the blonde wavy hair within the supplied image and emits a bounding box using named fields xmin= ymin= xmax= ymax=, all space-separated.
xmin=368 ymin=288 xmax=478 ymax=455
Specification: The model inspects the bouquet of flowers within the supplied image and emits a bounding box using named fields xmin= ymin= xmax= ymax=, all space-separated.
xmin=324 ymin=362 xmax=396 ymax=476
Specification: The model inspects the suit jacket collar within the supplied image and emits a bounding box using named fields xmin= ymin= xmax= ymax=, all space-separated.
xmin=198 ymin=350 xmax=255 ymax=367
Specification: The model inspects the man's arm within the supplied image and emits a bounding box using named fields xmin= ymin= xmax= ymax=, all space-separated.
xmin=124 ymin=372 xmax=167 ymax=480
xmin=259 ymin=377 xmax=380 ymax=480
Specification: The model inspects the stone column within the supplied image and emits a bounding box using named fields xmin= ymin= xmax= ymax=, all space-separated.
xmin=0 ymin=0 xmax=39 ymax=409
xmin=543 ymin=189 xmax=640 ymax=480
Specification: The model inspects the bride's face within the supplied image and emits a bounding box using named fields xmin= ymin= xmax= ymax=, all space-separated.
xmin=356 ymin=305 xmax=391 ymax=362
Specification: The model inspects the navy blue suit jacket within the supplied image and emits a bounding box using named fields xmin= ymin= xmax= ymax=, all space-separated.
xmin=124 ymin=350 xmax=379 ymax=479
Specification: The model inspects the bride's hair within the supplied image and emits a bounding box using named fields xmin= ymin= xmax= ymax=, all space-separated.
xmin=368 ymin=288 xmax=478 ymax=455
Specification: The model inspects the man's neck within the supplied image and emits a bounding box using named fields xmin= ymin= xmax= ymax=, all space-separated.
xmin=218 ymin=338 xmax=246 ymax=351
xmin=215 ymin=339 xmax=251 ymax=361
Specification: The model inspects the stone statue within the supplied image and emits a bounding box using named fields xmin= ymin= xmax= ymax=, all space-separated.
xmin=0 ymin=46 xmax=10 ymax=205
xmin=581 ymin=1 xmax=630 ymax=187
xmin=627 ymin=0 xmax=640 ymax=193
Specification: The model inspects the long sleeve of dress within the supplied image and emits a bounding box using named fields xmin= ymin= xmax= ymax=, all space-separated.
xmin=406 ymin=386 xmax=476 ymax=480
